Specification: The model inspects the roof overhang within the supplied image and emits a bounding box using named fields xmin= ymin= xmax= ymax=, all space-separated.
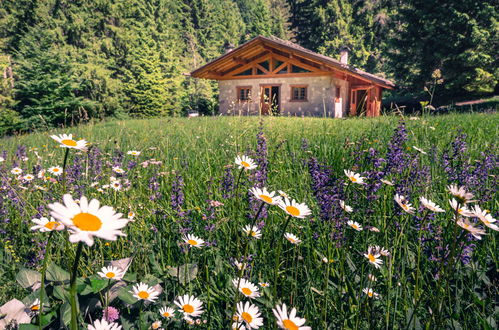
xmin=190 ymin=36 xmax=395 ymax=89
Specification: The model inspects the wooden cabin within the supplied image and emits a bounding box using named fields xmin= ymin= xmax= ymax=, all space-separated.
xmin=190 ymin=36 xmax=395 ymax=117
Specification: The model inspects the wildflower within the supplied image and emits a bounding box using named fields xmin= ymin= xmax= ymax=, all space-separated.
xmin=0 ymin=156 xmax=4 ymax=162
xmin=232 ymin=278 xmax=260 ymax=298
xmin=47 ymin=166 xmax=62 ymax=176
xmin=456 ymin=218 xmax=486 ymax=240
xmin=159 ymin=306 xmax=174 ymax=318
xmin=449 ymin=199 xmax=472 ymax=217
xmin=184 ymin=316 xmax=195 ymax=325
xmin=278 ymin=190 xmax=290 ymax=199
xmin=363 ymin=288 xmax=380 ymax=299
xmin=284 ymin=233 xmax=302 ymax=245
xmin=412 ymin=146 xmax=427 ymax=154
xmin=272 ymin=303 xmax=311 ymax=330
xmin=394 ymin=194 xmax=415 ymax=214
xmin=98 ymin=266 xmax=125 ymax=280
xmin=127 ymin=211 xmax=135 ymax=220
xmin=174 ymin=294 xmax=204 ymax=318
xmin=347 ymin=221 xmax=363 ymax=231
xmin=234 ymin=260 xmax=247 ymax=271
xmin=374 ymin=245 xmax=390 ymax=256
xmin=235 ymin=155 xmax=257 ymax=170
xmin=150 ymin=321 xmax=162 ymax=329
xmin=249 ymin=187 xmax=282 ymax=205
xmin=419 ymin=197 xmax=445 ymax=213
xmin=87 ymin=319 xmax=122 ymax=330
xmin=50 ymin=134 xmax=88 ymax=150
xmin=369 ymin=226 xmax=380 ymax=232
xmin=130 ymin=282 xmax=160 ymax=302
xmin=112 ymin=167 xmax=125 ymax=174
xmin=259 ymin=282 xmax=270 ymax=288
xmin=28 ymin=299 xmax=41 ymax=314
xmin=277 ymin=198 xmax=311 ymax=218
xmin=31 ymin=217 xmax=65 ymax=232
xmin=368 ymin=274 xmax=377 ymax=282
xmin=209 ymin=200 xmax=224 ymax=207
xmin=127 ymin=151 xmax=141 ymax=156
xmin=182 ymin=234 xmax=205 ymax=248
xmin=23 ymin=174 xmax=35 ymax=181
xmin=11 ymin=167 xmax=22 ymax=175
xmin=340 ymin=200 xmax=353 ymax=213
xmin=242 ymin=225 xmax=262 ymax=239
xmin=447 ymin=184 xmax=474 ymax=203
xmin=236 ymin=301 xmax=264 ymax=329
xmin=380 ymin=179 xmax=394 ymax=186
xmin=344 ymin=169 xmax=366 ymax=184
xmin=48 ymin=194 xmax=129 ymax=246
xmin=471 ymin=205 xmax=498 ymax=231
xmin=103 ymin=306 xmax=120 ymax=322
xmin=232 ymin=322 xmax=247 ymax=330
xmin=364 ymin=246 xmax=383 ymax=269
xmin=110 ymin=180 xmax=122 ymax=191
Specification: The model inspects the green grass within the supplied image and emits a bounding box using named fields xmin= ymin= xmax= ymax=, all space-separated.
xmin=0 ymin=113 xmax=497 ymax=329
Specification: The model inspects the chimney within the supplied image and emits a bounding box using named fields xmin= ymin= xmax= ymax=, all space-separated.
xmin=224 ymin=42 xmax=235 ymax=54
xmin=340 ymin=46 xmax=350 ymax=65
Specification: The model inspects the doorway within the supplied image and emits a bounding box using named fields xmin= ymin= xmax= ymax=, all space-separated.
xmin=350 ymin=89 xmax=368 ymax=116
xmin=260 ymin=85 xmax=280 ymax=115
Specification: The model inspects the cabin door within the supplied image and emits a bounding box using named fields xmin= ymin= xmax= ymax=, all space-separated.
xmin=349 ymin=89 xmax=368 ymax=116
xmin=260 ymin=85 xmax=280 ymax=115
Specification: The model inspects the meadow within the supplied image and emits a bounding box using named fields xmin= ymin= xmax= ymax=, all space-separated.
xmin=0 ymin=113 xmax=497 ymax=329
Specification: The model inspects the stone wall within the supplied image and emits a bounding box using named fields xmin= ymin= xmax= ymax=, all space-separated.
xmin=218 ymin=75 xmax=350 ymax=117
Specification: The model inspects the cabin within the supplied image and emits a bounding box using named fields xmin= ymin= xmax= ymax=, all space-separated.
xmin=190 ymin=36 xmax=395 ymax=117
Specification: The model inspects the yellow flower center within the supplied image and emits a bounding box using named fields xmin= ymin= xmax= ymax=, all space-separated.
xmin=351 ymin=224 xmax=358 ymax=230
xmin=259 ymin=194 xmax=273 ymax=203
xmin=106 ymin=272 xmax=115 ymax=278
xmin=286 ymin=205 xmax=300 ymax=216
xmin=44 ymin=221 xmax=59 ymax=230
xmin=368 ymin=254 xmax=376 ymax=263
xmin=163 ymin=312 xmax=170 ymax=317
xmin=188 ymin=239 xmax=198 ymax=246
xmin=72 ymin=213 xmax=102 ymax=231
xmin=283 ymin=319 xmax=299 ymax=330
xmin=368 ymin=291 xmax=373 ymax=297
xmin=484 ymin=220 xmax=490 ymax=225
xmin=350 ymin=176 xmax=357 ymax=182
xmin=241 ymin=312 xmax=253 ymax=323
xmin=53 ymin=168 xmax=60 ymax=172
xmin=183 ymin=304 xmax=194 ymax=313
xmin=31 ymin=305 xmax=40 ymax=311
xmin=138 ymin=291 xmax=149 ymax=299
xmin=128 ymin=212 xmax=134 ymax=217
xmin=61 ymin=139 xmax=77 ymax=147
xmin=241 ymin=161 xmax=250 ymax=168
xmin=288 ymin=237 xmax=296 ymax=243
xmin=402 ymin=204 xmax=409 ymax=210
xmin=241 ymin=287 xmax=253 ymax=296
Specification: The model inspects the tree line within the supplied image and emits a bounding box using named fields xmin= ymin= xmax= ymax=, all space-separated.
xmin=0 ymin=0 xmax=497 ymax=135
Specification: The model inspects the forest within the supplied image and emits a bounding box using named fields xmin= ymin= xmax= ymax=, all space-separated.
xmin=0 ymin=0 xmax=497 ymax=135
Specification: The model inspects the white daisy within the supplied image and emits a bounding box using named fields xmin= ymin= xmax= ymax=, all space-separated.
xmin=130 ymin=282 xmax=160 ymax=302
xmin=174 ymin=294 xmax=204 ymax=318
xmin=363 ymin=287 xmax=380 ymax=299
xmin=277 ymin=198 xmax=311 ymax=218
xmin=127 ymin=151 xmax=141 ymax=156
xmin=150 ymin=321 xmax=162 ymax=329
xmin=97 ymin=266 xmax=125 ymax=280
xmin=11 ymin=167 xmax=22 ymax=175
xmin=272 ymin=303 xmax=311 ymax=330
xmin=347 ymin=220 xmax=363 ymax=231
xmin=259 ymin=282 xmax=270 ymax=288
xmin=87 ymin=318 xmax=122 ymax=330
xmin=447 ymin=184 xmax=474 ymax=203
xmin=340 ymin=200 xmax=353 ymax=213
xmin=50 ymin=134 xmax=88 ymax=150
xmin=374 ymin=245 xmax=390 ymax=256
xmin=456 ymin=218 xmax=487 ymax=240
xmin=234 ymin=261 xmax=247 ymax=271
xmin=249 ymin=187 xmax=282 ymax=205
xmin=182 ymin=234 xmax=205 ymax=248
xmin=48 ymin=166 xmax=63 ymax=176
xmin=232 ymin=278 xmax=260 ymax=298
xmin=110 ymin=180 xmax=122 ymax=191
xmin=394 ymin=194 xmax=415 ymax=214
xmin=449 ymin=199 xmax=472 ymax=217
xmin=242 ymin=225 xmax=262 ymax=239
xmin=127 ymin=211 xmax=135 ymax=220
xmin=278 ymin=190 xmax=290 ymax=199
xmin=235 ymin=155 xmax=257 ymax=170
xmin=23 ymin=174 xmax=35 ymax=181
xmin=48 ymin=194 xmax=129 ymax=246
xmin=30 ymin=217 xmax=65 ymax=232
xmin=28 ymin=298 xmax=41 ymax=314
xmin=471 ymin=205 xmax=498 ymax=231
xmin=419 ymin=197 xmax=445 ymax=212
xmin=236 ymin=301 xmax=264 ymax=329
xmin=344 ymin=169 xmax=366 ymax=184
xmin=159 ymin=306 xmax=174 ymax=318
xmin=112 ymin=167 xmax=125 ymax=174
xmin=284 ymin=233 xmax=302 ymax=245
xmin=364 ymin=246 xmax=383 ymax=269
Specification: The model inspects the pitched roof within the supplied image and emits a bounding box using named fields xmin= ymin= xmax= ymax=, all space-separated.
xmin=190 ymin=35 xmax=395 ymax=89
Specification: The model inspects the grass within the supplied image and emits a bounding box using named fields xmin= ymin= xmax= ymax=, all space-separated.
xmin=0 ymin=113 xmax=497 ymax=329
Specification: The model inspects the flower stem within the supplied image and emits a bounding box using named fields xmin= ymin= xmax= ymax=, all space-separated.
xmin=273 ymin=215 xmax=292 ymax=297
xmin=61 ymin=148 xmax=70 ymax=192
xmin=38 ymin=230 xmax=55 ymax=330
xmin=69 ymin=242 xmax=83 ymax=330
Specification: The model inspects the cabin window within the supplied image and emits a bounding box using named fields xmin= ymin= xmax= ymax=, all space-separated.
xmin=290 ymin=85 xmax=308 ymax=101
xmin=237 ymin=87 xmax=252 ymax=101
xmin=335 ymin=86 xmax=341 ymax=103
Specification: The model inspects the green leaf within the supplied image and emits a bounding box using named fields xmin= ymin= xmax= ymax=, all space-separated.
xmin=16 ymin=268 xmax=41 ymax=291
xmin=46 ymin=263 xmax=70 ymax=283
xmin=60 ymin=302 xmax=72 ymax=326
xmin=19 ymin=324 xmax=39 ymax=330
xmin=167 ymin=263 xmax=198 ymax=284
xmin=117 ymin=286 xmax=137 ymax=305
xmin=90 ymin=277 xmax=108 ymax=293
xmin=53 ymin=286 xmax=70 ymax=302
